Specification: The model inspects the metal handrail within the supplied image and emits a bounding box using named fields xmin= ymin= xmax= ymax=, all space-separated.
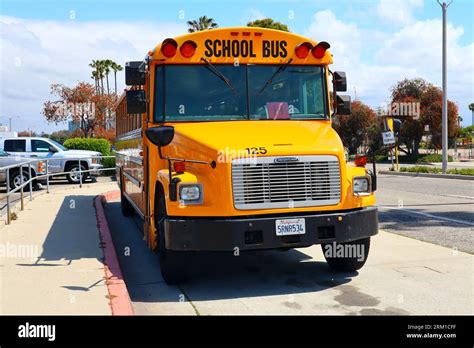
xmin=0 ymin=155 xmax=116 ymax=225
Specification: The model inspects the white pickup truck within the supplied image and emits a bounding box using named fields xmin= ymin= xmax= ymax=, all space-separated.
xmin=0 ymin=137 xmax=103 ymax=184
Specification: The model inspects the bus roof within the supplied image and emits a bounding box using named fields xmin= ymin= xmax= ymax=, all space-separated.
xmin=149 ymin=27 xmax=333 ymax=65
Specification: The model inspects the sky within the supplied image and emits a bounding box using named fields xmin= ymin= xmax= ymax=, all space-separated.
xmin=0 ymin=0 xmax=473 ymax=133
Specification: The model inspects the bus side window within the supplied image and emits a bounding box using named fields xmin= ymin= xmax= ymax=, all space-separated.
xmin=154 ymin=65 xmax=164 ymax=122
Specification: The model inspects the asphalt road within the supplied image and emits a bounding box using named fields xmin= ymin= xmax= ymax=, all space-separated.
xmin=376 ymin=174 xmax=473 ymax=253
xmin=104 ymin=175 xmax=473 ymax=315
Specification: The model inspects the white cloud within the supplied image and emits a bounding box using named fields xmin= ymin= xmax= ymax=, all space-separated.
xmin=0 ymin=16 xmax=186 ymax=132
xmin=376 ymin=19 xmax=474 ymax=118
xmin=306 ymin=10 xmax=362 ymax=65
xmin=239 ymin=8 xmax=266 ymax=26
xmin=377 ymin=0 xmax=424 ymax=25
xmin=304 ymin=10 xmax=473 ymax=125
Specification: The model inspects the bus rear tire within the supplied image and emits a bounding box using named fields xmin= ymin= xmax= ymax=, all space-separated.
xmin=321 ymin=237 xmax=371 ymax=272
xmin=155 ymin=195 xmax=189 ymax=285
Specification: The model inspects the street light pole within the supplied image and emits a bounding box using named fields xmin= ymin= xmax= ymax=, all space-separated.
xmin=437 ymin=0 xmax=452 ymax=173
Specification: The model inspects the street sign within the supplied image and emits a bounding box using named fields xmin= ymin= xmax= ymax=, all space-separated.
xmin=382 ymin=131 xmax=396 ymax=145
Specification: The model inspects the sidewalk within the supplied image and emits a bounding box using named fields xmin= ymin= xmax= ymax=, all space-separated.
xmin=0 ymin=180 xmax=117 ymax=314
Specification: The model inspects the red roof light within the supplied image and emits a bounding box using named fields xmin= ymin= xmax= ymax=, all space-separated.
xmin=312 ymin=41 xmax=330 ymax=59
xmin=180 ymin=40 xmax=197 ymax=58
xmin=295 ymin=42 xmax=312 ymax=59
xmin=161 ymin=38 xmax=178 ymax=58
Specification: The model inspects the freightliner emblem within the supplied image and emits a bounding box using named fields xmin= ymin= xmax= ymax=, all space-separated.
xmin=274 ymin=157 xmax=299 ymax=163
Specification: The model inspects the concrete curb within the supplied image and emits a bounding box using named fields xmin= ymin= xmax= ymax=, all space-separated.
xmin=378 ymin=170 xmax=474 ymax=181
xmin=94 ymin=190 xmax=134 ymax=316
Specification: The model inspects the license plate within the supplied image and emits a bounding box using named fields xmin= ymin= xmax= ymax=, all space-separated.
xmin=275 ymin=218 xmax=306 ymax=236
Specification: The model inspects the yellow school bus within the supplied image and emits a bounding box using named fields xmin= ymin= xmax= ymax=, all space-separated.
xmin=115 ymin=27 xmax=378 ymax=284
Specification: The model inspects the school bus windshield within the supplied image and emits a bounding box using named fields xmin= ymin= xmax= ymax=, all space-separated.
xmin=154 ymin=64 xmax=327 ymax=122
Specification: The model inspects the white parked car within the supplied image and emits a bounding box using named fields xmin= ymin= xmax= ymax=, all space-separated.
xmin=0 ymin=137 xmax=103 ymax=184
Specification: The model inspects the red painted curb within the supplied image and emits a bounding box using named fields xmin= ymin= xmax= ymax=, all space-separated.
xmin=94 ymin=190 xmax=134 ymax=316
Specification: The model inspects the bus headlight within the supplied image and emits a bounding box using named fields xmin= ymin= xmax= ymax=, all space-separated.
xmin=353 ymin=176 xmax=371 ymax=194
xmin=179 ymin=184 xmax=203 ymax=204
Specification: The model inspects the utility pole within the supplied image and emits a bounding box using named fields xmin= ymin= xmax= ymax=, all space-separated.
xmin=1 ymin=116 xmax=19 ymax=132
xmin=437 ymin=0 xmax=453 ymax=173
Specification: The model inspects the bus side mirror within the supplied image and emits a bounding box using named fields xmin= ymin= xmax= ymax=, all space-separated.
xmin=145 ymin=126 xmax=175 ymax=147
xmin=125 ymin=61 xmax=146 ymax=86
xmin=126 ymin=90 xmax=147 ymax=114
xmin=336 ymin=95 xmax=351 ymax=116
xmin=333 ymin=71 xmax=347 ymax=92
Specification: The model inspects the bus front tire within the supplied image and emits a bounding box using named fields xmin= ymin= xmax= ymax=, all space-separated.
xmin=321 ymin=237 xmax=371 ymax=272
xmin=155 ymin=195 xmax=189 ymax=285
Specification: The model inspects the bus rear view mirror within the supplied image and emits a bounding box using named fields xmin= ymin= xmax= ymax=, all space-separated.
xmin=336 ymin=95 xmax=351 ymax=116
xmin=125 ymin=61 xmax=146 ymax=86
xmin=145 ymin=126 xmax=175 ymax=147
xmin=126 ymin=90 xmax=147 ymax=114
xmin=333 ymin=71 xmax=347 ymax=92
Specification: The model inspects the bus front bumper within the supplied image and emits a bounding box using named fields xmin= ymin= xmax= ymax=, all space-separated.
xmin=164 ymin=207 xmax=378 ymax=251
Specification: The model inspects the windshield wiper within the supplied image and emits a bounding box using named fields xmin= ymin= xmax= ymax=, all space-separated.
xmin=257 ymin=58 xmax=293 ymax=95
xmin=201 ymin=57 xmax=238 ymax=96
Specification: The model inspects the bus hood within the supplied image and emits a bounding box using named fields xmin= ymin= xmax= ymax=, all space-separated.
xmin=170 ymin=120 xmax=344 ymax=160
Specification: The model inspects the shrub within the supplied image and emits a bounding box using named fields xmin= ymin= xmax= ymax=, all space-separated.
xmin=399 ymin=166 xmax=473 ymax=176
xmin=63 ymin=138 xmax=111 ymax=156
xmin=417 ymin=154 xmax=453 ymax=163
xmin=101 ymin=152 xmax=116 ymax=176
xmin=63 ymin=138 xmax=115 ymax=176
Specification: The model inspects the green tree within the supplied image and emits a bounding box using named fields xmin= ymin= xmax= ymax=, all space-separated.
xmin=89 ymin=60 xmax=102 ymax=94
xmin=247 ymin=18 xmax=289 ymax=32
xmin=90 ymin=59 xmax=122 ymax=95
xmin=469 ymin=103 xmax=474 ymax=126
xmin=48 ymin=130 xmax=72 ymax=144
xmin=103 ymin=59 xmax=114 ymax=95
xmin=459 ymin=125 xmax=474 ymax=139
xmin=42 ymin=82 xmax=116 ymax=138
xmin=187 ymin=16 xmax=218 ymax=33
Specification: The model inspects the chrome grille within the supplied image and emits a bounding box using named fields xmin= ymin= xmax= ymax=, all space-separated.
xmin=232 ymin=156 xmax=341 ymax=210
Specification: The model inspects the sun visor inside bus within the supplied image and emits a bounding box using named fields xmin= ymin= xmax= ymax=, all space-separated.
xmin=125 ymin=61 xmax=146 ymax=86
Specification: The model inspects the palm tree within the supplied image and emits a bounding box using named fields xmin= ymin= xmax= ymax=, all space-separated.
xmin=187 ymin=16 xmax=218 ymax=33
xmin=103 ymin=59 xmax=115 ymax=95
xmin=98 ymin=60 xmax=106 ymax=94
xmin=110 ymin=62 xmax=123 ymax=95
xmin=91 ymin=70 xmax=100 ymax=93
xmin=469 ymin=103 xmax=474 ymax=126
xmin=89 ymin=60 xmax=101 ymax=93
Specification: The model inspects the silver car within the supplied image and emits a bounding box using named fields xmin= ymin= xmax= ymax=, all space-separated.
xmin=0 ymin=149 xmax=46 ymax=190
